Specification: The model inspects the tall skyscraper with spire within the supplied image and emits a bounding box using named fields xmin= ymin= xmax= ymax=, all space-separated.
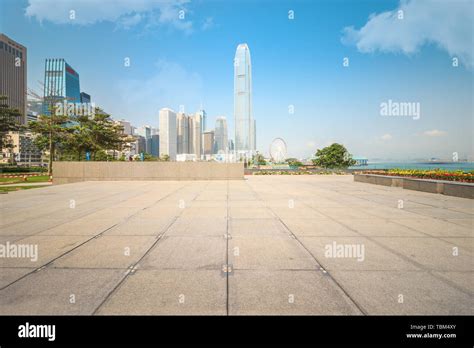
xmin=234 ymin=43 xmax=255 ymax=158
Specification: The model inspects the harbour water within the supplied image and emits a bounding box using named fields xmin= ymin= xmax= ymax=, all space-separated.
xmin=350 ymin=162 xmax=474 ymax=172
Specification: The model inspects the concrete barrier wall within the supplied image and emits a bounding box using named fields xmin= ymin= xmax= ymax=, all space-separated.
xmin=354 ymin=174 xmax=474 ymax=199
xmin=53 ymin=162 xmax=244 ymax=184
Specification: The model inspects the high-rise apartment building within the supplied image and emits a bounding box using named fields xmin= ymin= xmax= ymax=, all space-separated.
xmin=177 ymin=112 xmax=190 ymax=155
xmin=159 ymin=108 xmax=177 ymax=160
xmin=196 ymin=108 xmax=206 ymax=154
xmin=203 ymin=130 xmax=215 ymax=155
xmin=43 ymin=58 xmax=81 ymax=114
xmin=175 ymin=111 xmax=203 ymax=158
xmin=190 ymin=112 xmax=202 ymax=158
xmin=214 ymin=116 xmax=228 ymax=154
xmin=0 ymin=131 xmax=42 ymax=165
xmin=0 ymin=34 xmax=27 ymax=124
xmin=234 ymin=43 xmax=255 ymax=157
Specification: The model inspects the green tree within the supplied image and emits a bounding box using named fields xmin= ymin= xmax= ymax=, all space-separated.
xmin=28 ymin=101 xmax=71 ymax=175
xmin=94 ymin=150 xmax=115 ymax=161
xmin=0 ymin=95 xmax=23 ymax=165
xmin=87 ymin=109 xmax=127 ymax=160
xmin=62 ymin=115 xmax=94 ymax=161
xmin=286 ymin=158 xmax=303 ymax=167
xmin=253 ymin=153 xmax=266 ymax=165
xmin=60 ymin=110 xmax=129 ymax=161
xmin=142 ymin=153 xmax=158 ymax=161
xmin=57 ymin=109 xmax=124 ymax=161
xmin=159 ymin=154 xmax=170 ymax=162
xmin=312 ymin=143 xmax=356 ymax=169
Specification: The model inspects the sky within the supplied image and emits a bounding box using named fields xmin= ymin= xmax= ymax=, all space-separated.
xmin=0 ymin=0 xmax=473 ymax=160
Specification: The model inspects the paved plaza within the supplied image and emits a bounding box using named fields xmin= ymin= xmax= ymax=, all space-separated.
xmin=0 ymin=175 xmax=472 ymax=315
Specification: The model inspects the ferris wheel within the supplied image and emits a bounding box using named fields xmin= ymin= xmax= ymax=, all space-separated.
xmin=269 ymin=138 xmax=287 ymax=163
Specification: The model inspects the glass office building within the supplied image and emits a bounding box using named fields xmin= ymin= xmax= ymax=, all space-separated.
xmin=80 ymin=92 xmax=91 ymax=104
xmin=234 ymin=43 xmax=255 ymax=157
xmin=214 ymin=116 xmax=228 ymax=154
xmin=43 ymin=58 xmax=81 ymax=114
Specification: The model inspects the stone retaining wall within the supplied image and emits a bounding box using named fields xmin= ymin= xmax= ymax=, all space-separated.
xmin=354 ymin=174 xmax=473 ymax=199
xmin=53 ymin=162 xmax=244 ymax=184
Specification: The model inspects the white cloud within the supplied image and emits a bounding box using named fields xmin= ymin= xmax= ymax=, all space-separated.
xmin=25 ymin=0 xmax=193 ymax=32
xmin=342 ymin=0 xmax=474 ymax=68
xmin=381 ymin=133 xmax=393 ymax=140
xmin=119 ymin=13 xmax=142 ymax=29
xmin=422 ymin=129 xmax=446 ymax=137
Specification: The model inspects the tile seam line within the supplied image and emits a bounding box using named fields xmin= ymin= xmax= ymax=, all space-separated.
xmin=1 ymin=181 xmax=154 ymax=229
xmin=266 ymin=180 xmax=474 ymax=298
xmin=244 ymin=180 xmax=368 ymax=315
xmin=291 ymin=179 xmax=473 ymax=247
xmin=0 ymin=182 xmax=190 ymax=291
xmin=91 ymin=181 xmax=212 ymax=315
xmin=5 ymin=182 xmax=164 ymax=243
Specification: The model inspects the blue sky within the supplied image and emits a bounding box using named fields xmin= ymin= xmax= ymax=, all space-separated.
xmin=1 ymin=0 xmax=473 ymax=160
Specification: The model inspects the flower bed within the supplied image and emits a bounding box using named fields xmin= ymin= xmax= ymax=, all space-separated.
xmin=359 ymin=169 xmax=474 ymax=183
xmin=0 ymin=173 xmax=45 ymax=178
xmin=253 ymin=170 xmax=347 ymax=175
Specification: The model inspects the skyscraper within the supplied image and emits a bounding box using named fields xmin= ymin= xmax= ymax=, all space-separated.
xmin=151 ymin=134 xmax=160 ymax=158
xmin=136 ymin=125 xmax=151 ymax=139
xmin=203 ymin=130 xmax=215 ymax=156
xmin=136 ymin=135 xmax=146 ymax=155
xmin=159 ymin=108 xmax=177 ymax=160
xmin=196 ymin=108 xmax=206 ymax=155
xmin=80 ymin=92 xmax=91 ymax=104
xmin=252 ymin=119 xmax=256 ymax=150
xmin=189 ymin=112 xmax=202 ymax=158
xmin=176 ymin=112 xmax=190 ymax=154
xmin=136 ymin=125 xmax=153 ymax=154
xmin=234 ymin=43 xmax=255 ymax=157
xmin=197 ymin=108 xmax=206 ymax=132
xmin=173 ymin=111 xmax=205 ymax=158
xmin=43 ymin=58 xmax=81 ymax=114
xmin=214 ymin=116 xmax=228 ymax=154
xmin=0 ymin=34 xmax=27 ymax=124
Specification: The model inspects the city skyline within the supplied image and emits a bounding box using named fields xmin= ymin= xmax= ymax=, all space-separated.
xmin=0 ymin=0 xmax=472 ymax=160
